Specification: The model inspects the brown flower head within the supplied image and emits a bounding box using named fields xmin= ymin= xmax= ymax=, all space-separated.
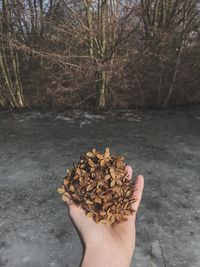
xmin=57 ymin=147 xmax=136 ymax=225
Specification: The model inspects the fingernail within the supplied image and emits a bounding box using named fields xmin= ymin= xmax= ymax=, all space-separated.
xmin=66 ymin=198 xmax=73 ymax=205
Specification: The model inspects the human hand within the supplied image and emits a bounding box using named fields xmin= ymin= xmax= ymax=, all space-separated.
xmin=65 ymin=165 xmax=144 ymax=267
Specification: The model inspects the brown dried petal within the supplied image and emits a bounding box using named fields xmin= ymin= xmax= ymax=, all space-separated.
xmin=86 ymin=199 xmax=93 ymax=205
xmin=92 ymin=148 xmax=96 ymax=154
xmin=63 ymin=179 xmax=69 ymax=185
xmin=111 ymin=180 xmax=116 ymax=187
xmin=94 ymin=197 xmax=102 ymax=204
xmin=110 ymin=167 xmax=114 ymax=173
xmin=62 ymin=194 xmax=69 ymax=202
xmin=86 ymin=152 xmax=94 ymax=157
xmin=99 ymin=219 xmax=107 ymax=224
xmin=69 ymin=185 xmax=75 ymax=192
xmin=86 ymin=184 xmax=93 ymax=191
xmin=100 ymin=160 xmax=106 ymax=166
xmin=88 ymin=159 xmax=95 ymax=166
xmin=125 ymin=210 xmax=132 ymax=215
xmin=110 ymin=172 xmax=116 ymax=179
xmin=105 ymin=174 xmax=111 ymax=180
xmin=57 ymin=187 xmax=65 ymax=194
xmin=97 ymin=154 xmax=104 ymax=159
xmin=104 ymin=147 xmax=110 ymax=158
xmin=86 ymin=211 xmax=95 ymax=217
xmin=116 ymin=180 xmax=123 ymax=186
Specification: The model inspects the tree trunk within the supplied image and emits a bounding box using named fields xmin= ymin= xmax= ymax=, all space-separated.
xmin=98 ymin=0 xmax=107 ymax=109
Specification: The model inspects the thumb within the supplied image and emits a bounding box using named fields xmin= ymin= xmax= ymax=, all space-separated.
xmin=65 ymin=198 xmax=77 ymax=216
xmin=132 ymin=175 xmax=144 ymax=213
xmin=65 ymin=198 xmax=85 ymax=222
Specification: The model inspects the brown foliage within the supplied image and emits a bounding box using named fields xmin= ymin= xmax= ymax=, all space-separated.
xmin=0 ymin=1 xmax=199 ymax=109
xmin=58 ymin=147 xmax=135 ymax=225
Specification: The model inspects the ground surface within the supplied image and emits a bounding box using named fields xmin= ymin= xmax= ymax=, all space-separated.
xmin=0 ymin=107 xmax=200 ymax=267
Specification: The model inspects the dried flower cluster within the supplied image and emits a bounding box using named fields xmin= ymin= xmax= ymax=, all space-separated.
xmin=57 ymin=147 xmax=135 ymax=225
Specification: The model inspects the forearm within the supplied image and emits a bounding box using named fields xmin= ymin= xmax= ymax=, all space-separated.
xmin=81 ymin=245 xmax=131 ymax=267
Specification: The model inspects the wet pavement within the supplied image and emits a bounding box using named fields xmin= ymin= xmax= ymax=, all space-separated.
xmin=0 ymin=107 xmax=200 ymax=267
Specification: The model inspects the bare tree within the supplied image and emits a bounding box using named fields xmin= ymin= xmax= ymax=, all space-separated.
xmin=0 ymin=0 xmax=199 ymax=109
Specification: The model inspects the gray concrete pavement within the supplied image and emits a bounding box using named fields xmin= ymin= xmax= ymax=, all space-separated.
xmin=0 ymin=108 xmax=200 ymax=267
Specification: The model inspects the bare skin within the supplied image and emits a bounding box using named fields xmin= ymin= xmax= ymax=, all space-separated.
xmin=65 ymin=165 xmax=144 ymax=267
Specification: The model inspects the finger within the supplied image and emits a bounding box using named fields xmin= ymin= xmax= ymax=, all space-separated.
xmin=64 ymin=197 xmax=78 ymax=216
xmin=65 ymin=198 xmax=90 ymax=223
xmin=125 ymin=165 xmax=133 ymax=180
xmin=65 ymin=200 xmax=100 ymax=236
xmin=65 ymin=197 xmax=74 ymax=206
xmin=132 ymin=175 xmax=144 ymax=213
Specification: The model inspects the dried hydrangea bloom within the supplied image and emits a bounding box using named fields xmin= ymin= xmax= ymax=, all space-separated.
xmin=58 ymin=147 xmax=136 ymax=225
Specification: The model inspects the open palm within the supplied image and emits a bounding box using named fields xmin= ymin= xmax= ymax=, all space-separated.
xmin=65 ymin=165 xmax=144 ymax=267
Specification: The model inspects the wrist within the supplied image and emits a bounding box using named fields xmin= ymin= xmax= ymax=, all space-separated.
xmin=81 ymin=243 xmax=131 ymax=267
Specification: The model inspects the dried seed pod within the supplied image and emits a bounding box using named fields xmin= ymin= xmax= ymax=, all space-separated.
xmin=57 ymin=147 xmax=136 ymax=225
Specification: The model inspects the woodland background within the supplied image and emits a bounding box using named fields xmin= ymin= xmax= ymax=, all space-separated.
xmin=0 ymin=0 xmax=200 ymax=110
